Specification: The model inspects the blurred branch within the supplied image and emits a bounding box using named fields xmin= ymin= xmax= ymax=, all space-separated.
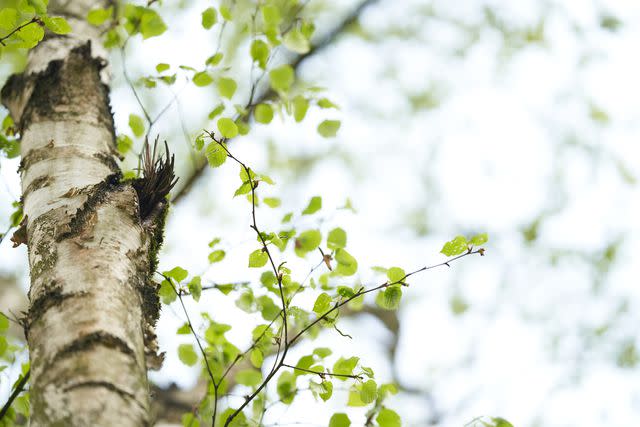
xmin=171 ymin=0 xmax=379 ymax=205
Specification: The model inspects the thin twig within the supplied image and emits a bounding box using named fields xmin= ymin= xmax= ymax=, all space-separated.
xmin=0 ymin=17 xmax=40 ymax=46
xmin=281 ymin=363 xmax=362 ymax=380
xmin=0 ymin=369 xmax=30 ymax=420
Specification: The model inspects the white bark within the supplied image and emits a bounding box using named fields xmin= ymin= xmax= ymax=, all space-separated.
xmin=2 ymin=2 xmax=162 ymax=425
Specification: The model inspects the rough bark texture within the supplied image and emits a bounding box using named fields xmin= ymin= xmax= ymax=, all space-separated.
xmin=1 ymin=2 xmax=162 ymax=426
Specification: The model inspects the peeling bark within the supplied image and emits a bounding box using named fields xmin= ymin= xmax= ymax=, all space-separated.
xmin=1 ymin=2 xmax=163 ymax=426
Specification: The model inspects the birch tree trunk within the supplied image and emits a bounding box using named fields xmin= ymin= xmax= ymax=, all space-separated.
xmin=1 ymin=2 xmax=162 ymax=425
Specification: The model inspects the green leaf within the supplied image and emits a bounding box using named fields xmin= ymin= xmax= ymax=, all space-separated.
xmin=317 ymin=98 xmax=339 ymax=109
xmin=376 ymin=408 xmax=401 ymax=427
xmin=254 ymin=104 xmax=274 ymax=124
xmin=318 ymin=120 xmax=341 ymax=138
xmin=313 ymin=292 xmax=332 ymax=314
xmin=292 ymin=95 xmax=309 ymax=122
xmin=327 ymin=228 xmax=346 ymax=250
xmin=165 ymin=266 xmax=188 ymax=282
xmin=182 ymin=413 xmax=200 ymax=427
xmin=347 ymin=389 xmax=366 ymax=407
xmin=206 ymin=141 xmax=227 ymax=167
xmin=156 ymin=63 xmax=170 ymax=73
xmin=263 ymin=197 xmax=280 ymax=208
xmin=128 ymin=114 xmax=145 ymax=138
xmin=206 ymin=52 xmax=223 ymax=66
xmin=376 ymin=285 xmax=402 ymax=310
xmin=302 ymin=196 xmax=321 ymax=215
xmin=219 ymin=5 xmax=232 ymax=21
xmin=248 ymin=249 xmax=268 ymax=268
xmin=217 ymin=77 xmax=237 ymax=99
xmin=283 ymin=28 xmax=309 ymax=54
xmin=28 ymin=0 xmax=47 ymax=14
xmin=236 ymin=369 xmax=262 ymax=387
xmin=178 ymin=344 xmax=198 ymax=366
xmin=140 ymin=9 xmax=167 ymax=39
xmin=470 ymin=233 xmax=488 ymax=246
xmin=43 ymin=16 xmax=72 ymax=34
xmin=335 ymin=249 xmax=357 ymax=276
xmin=193 ymin=71 xmax=213 ymax=87
xmin=0 ymin=9 xmax=18 ymax=30
xmin=360 ymin=380 xmax=377 ymax=404
xmin=250 ymin=39 xmax=269 ymax=69
xmin=318 ymin=380 xmax=333 ymax=401
xmin=269 ymin=65 xmax=294 ymax=93
xmin=15 ymin=22 xmax=44 ymax=48
xmin=329 ymin=413 xmax=351 ymax=427
xmin=295 ymin=229 xmax=321 ymax=256
xmin=261 ymin=5 xmax=281 ymax=28
xmin=159 ymin=280 xmax=177 ymax=304
xmin=116 ymin=134 xmax=133 ymax=155
xmin=333 ymin=356 xmax=358 ymax=380
xmin=491 ymin=417 xmax=514 ymax=427
xmin=217 ymin=118 xmax=238 ymax=138
xmin=188 ymin=276 xmax=202 ymax=302
xmin=201 ymin=7 xmax=217 ymax=29
xmin=87 ymin=7 xmax=112 ymax=26
xmin=277 ymin=371 xmax=296 ymax=404
xmin=0 ymin=312 xmax=9 ymax=332
xmin=314 ymin=347 xmax=332 ymax=358
xmin=440 ymin=235 xmax=468 ymax=256
xmin=386 ymin=267 xmax=405 ymax=284
xmin=208 ymin=250 xmax=225 ymax=263
xmin=250 ymin=348 xmax=263 ymax=368
xmin=177 ymin=323 xmax=191 ymax=334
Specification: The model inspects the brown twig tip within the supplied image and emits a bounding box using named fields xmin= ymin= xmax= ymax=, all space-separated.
xmin=134 ymin=136 xmax=178 ymax=219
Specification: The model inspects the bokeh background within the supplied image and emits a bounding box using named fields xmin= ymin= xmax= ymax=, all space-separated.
xmin=2 ymin=0 xmax=640 ymax=426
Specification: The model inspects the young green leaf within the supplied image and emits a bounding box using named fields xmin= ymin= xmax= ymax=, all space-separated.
xmin=293 ymin=95 xmax=309 ymax=122
xmin=335 ymin=249 xmax=357 ymax=276
xmin=43 ymin=16 xmax=72 ymax=34
xmin=360 ymin=380 xmax=378 ymax=404
xmin=193 ymin=71 xmax=213 ymax=87
xmin=313 ymin=292 xmax=332 ymax=314
xmin=217 ymin=118 xmax=238 ymax=138
xmin=269 ymin=65 xmax=294 ymax=93
xmin=302 ymin=196 xmax=321 ymax=215
xmin=386 ymin=267 xmax=405 ymax=284
xmin=206 ymin=141 xmax=227 ymax=167
xmin=201 ymin=7 xmax=217 ymax=29
xmin=250 ymin=39 xmax=270 ymax=69
xmin=208 ymin=250 xmax=225 ymax=263
xmin=178 ymin=344 xmax=198 ymax=366
xmin=248 ymin=249 xmax=268 ymax=268
xmin=329 ymin=413 xmax=351 ymax=427
xmin=440 ymin=235 xmax=468 ymax=256
xmin=254 ymin=104 xmax=274 ymax=124
xmin=327 ymin=227 xmax=347 ymax=250
xmin=470 ymin=233 xmax=488 ymax=246
xmin=376 ymin=408 xmax=401 ymax=427
xmin=317 ymin=120 xmax=341 ymax=138
xmin=217 ymin=77 xmax=237 ymax=99
xmin=128 ymin=114 xmax=145 ymax=137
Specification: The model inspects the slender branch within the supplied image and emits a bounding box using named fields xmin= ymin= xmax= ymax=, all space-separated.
xmin=281 ymin=363 xmax=362 ymax=380
xmin=202 ymin=132 xmax=485 ymax=426
xmin=0 ymin=17 xmax=40 ymax=46
xmin=0 ymin=369 xmax=30 ymax=420
xmin=171 ymin=0 xmax=380 ymax=205
xmin=160 ymin=273 xmax=220 ymax=425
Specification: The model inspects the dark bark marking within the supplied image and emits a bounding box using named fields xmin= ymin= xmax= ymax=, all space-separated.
xmin=54 ymin=331 xmax=136 ymax=364
xmin=55 ymin=173 xmax=122 ymax=242
xmin=28 ymin=282 xmax=88 ymax=330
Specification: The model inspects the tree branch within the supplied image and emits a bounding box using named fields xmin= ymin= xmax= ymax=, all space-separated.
xmin=171 ymin=0 xmax=379 ymax=205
